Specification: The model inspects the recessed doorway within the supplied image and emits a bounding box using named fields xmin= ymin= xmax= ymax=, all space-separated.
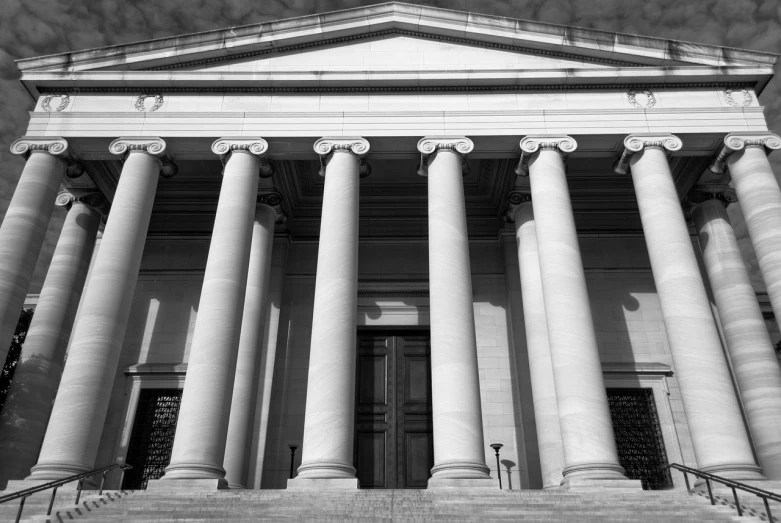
xmin=354 ymin=331 xmax=433 ymax=488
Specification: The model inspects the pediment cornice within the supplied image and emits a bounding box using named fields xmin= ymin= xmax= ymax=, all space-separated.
xmin=16 ymin=2 xmax=777 ymax=78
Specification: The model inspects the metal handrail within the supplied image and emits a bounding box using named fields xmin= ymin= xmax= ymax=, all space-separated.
xmin=0 ymin=460 xmax=132 ymax=523
xmin=665 ymin=463 xmax=781 ymax=520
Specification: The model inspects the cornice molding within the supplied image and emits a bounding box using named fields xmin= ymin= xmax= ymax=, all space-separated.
xmin=314 ymin=137 xmax=371 ymax=178
xmin=109 ymin=137 xmax=178 ymax=178
xmin=416 ymin=137 xmax=473 ymax=177
xmin=515 ymin=135 xmax=577 ymax=176
xmin=709 ymin=132 xmax=781 ymax=174
xmin=10 ymin=137 xmax=84 ymax=178
xmin=211 ymin=137 xmax=273 ymax=178
xmin=613 ymin=133 xmax=682 ymax=175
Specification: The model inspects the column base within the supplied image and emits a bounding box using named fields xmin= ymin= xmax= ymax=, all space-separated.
xmin=286 ymin=477 xmax=359 ymax=490
xmin=560 ymin=462 xmax=642 ymax=491
xmin=696 ymin=463 xmax=765 ymax=483
xmin=146 ymin=478 xmax=228 ymax=491
xmin=427 ymin=477 xmax=498 ymax=489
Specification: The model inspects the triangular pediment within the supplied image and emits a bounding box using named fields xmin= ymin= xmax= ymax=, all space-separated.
xmin=16 ymin=2 xmax=776 ymax=94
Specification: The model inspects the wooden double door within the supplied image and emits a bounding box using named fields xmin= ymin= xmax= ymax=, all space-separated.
xmin=354 ymin=331 xmax=434 ymax=489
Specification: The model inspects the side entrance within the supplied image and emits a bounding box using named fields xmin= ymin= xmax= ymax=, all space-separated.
xmin=354 ymin=331 xmax=433 ymax=489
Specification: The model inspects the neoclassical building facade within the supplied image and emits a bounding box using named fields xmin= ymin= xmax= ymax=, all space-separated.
xmin=1 ymin=2 xmax=781 ymax=493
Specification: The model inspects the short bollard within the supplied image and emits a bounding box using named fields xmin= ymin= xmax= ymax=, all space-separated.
xmin=490 ymin=443 xmax=503 ymax=490
xmin=288 ymin=444 xmax=299 ymax=479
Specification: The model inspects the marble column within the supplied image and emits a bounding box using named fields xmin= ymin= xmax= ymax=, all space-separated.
xmin=160 ymin=139 xmax=272 ymax=488
xmin=223 ymin=197 xmax=278 ymax=489
xmin=710 ymin=133 xmax=781 ymax=323
xmin=417 ymin=137 xmax=492 ymax=489
xmin=26 ymin=137 xmax=176 ymax=482
xmin=0 ymin=192 xmax=104 ymax=487
xmin=691 ymin=193 xmax=781 ymax=480
xmin=510 ymin=196 xmax=565 ymax=489
xmin=288 ymin=138 xmax=369 ymax=490
xmin=617 ymin=133 xmax=762 ymax=480
xmin=0 ymin=138 xmax=83 ymax=366
xmin=519 ymin=135 xmax=633 ymax=489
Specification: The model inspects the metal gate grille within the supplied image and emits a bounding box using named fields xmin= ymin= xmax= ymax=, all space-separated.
xmin=122 ymin=389 xmax=182 ymax=489
xmin=607 ymin=388 xmax=672 ymax=490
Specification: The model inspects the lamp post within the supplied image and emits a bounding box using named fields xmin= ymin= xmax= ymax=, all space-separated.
xmin=490 ymin=443 xmax=503 ymax=489
xmin=288 ymin=444 xmax=298 ymax=479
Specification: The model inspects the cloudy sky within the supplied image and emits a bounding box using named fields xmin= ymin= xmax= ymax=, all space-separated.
xmin=1 ymin=0 xmax=780 ymax=289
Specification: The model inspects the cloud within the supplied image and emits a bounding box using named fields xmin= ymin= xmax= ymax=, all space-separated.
xmin=1 ymin=0 xmax=780 ymax=293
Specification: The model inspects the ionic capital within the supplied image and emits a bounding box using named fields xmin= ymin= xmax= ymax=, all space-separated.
xmin=211 ymin=138 xmax=273 ymax=178
xmin=56 ymin=191 xmax=111 ymax=217
xmin=506 ymin=190 xmax=532 ymax=222
xmin=109 ymin=137 xmax=178 ymax=178
xmin=11 ymin=137 xmax=84 ymax=178
xmin=515 ymin=135 xmax=577 ymax=176
xmin=613 ymin=133 xmax=682 ymax=175
xmin=416 ymin=136 xmax=473 ymax=177
xmin=709 ymin=132 xmax=781 ymax=174
xmin=314 ymin=137 xmax=371 ymax=178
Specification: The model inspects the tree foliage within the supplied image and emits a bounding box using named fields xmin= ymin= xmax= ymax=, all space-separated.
xmin=0 ymin=308 xmax=34 ymax=414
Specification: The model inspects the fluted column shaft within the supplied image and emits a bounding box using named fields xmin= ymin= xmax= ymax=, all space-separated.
xmin=512 ymin=200 xmax=565 ymax=489
xmin=624 ymin=134 xmax=760 ymax=479
xmin=29 ymin=138 xmax=173 ymax=480
xmin=418 ymin=137 xmax=491 ymax=488
xmin=522 ymin=135 xmax=628 ymax=488
xmin=0 ymin=139 xmax=79 ymax=365
xmin=692 ymin=197 xmax=781 ymax=479
xmin=726 ymin=141 xmax=781 ymax=322
xmin=290 ymin=138 xmax=368 ymax=489
xmin=163 ymin=140 xmax=269 ymax=485
xmin=223 ymin=203 xmax=277 ymax=489
xmin=0 ymin=195 xmax=102 ymax=487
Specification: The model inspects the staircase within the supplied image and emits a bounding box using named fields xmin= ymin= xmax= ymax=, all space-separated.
xmin=1 ymin=488 xmax=769 ymax=522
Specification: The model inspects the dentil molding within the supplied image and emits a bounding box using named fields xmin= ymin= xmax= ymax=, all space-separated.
xmin=416 ymin=137 xmax=473 ymax=176
xmin=314 ymin=137 xmax=371 ymax=178
xmin=10 ymin=137 xmax=84 ymax=178
xmin=211 ymin=138 xmax=273 ymax=178
xmin=515 ymin=135 xmax=577 ymax=176
xmin=709 ymin=132 xmax=781 ymax=174
xmin=613 ymin=133 xmax=682 ymax=175
xmin=109 ymin=137 xmax=178 ymax=178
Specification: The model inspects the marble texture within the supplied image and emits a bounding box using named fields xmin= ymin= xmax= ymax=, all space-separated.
xmin=0 ymin=197 xmax=100 ymax=487
xmin=527 ymin=138 xmax=628 ymax=487
xmin=28 ymin=145 xmax=164 ymax=480
xmin=628 ymin=139 xmax=761 ymax=479
xmin=727 ymin=146 xmax=781 ymax=326
xmin=513 ymin=202 xmax=565 ymax=489
xmin=288 ymin=138 xmax=366 ymax=489
xmin=0 ymin=151 xmax=64 ymax=366
xmin=223 ymin=203 xmax=276 ymax=488
xmin=419 ymin=137 xmax=492 ymax=487
xmin=164 ymin=146 xmax=264 ymax=483
xmin=693 ymin=198 xmax=781 ymax=480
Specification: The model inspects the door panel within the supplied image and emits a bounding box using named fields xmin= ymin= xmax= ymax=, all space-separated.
xmin=355 ymin=332 xmax=432 ymax=489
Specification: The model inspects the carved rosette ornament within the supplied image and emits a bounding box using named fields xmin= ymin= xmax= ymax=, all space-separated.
xmin=109 ymin=137 xmax=178 ymax=178
xmin=11 ymin=137 xmax=84 ymax=178
xmin=211 ymin=138 xmax=273 ymax=178
xmin=515 ymin=135 xmax=577 ymax=176
xmin=613 ymin=133 xmax=683 ymax=175
xmin=55 ymin=191 xmax=111 ymax=216
xmin=627 ymin=90 xmax=657 ymax=109
xmin=505 ymin=190 xmax=532 ymax=222
xmin=709 ymin=132 xmax=781 ymax=174
xmin=41 ymin=94 xmax=70 ymax=112
xmin=722 ymin=89 xmax=753 ymax=108
xmin=416 ymin=137 xmax=473 ymax=177
xmin=314 ymin=137 xmax=371 ymax=177
xmin=134 ymin=94 xmax=164 ymax=112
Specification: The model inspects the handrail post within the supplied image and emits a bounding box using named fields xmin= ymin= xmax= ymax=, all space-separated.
xmin=75 ymin=478 xmax=84 ymax=505
xmin=762 ymin=496 xmax=773 ymax=522
xmin=731 ymin=487 xmax=742 ymax=516
xmin=119 ymin=466 xmax=127 ymax=491
xmin=47 ymin=486 xmax=59 ymax=516
xmin=14 ymin=496 xmax=27 ymax=523
xmin=705 ymin=478 xmax=715 ymax=505
xmin=683 ymin=472 xmax=691 ymax=494
xmin=99 ymin=470 xmax=108 ymax=495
